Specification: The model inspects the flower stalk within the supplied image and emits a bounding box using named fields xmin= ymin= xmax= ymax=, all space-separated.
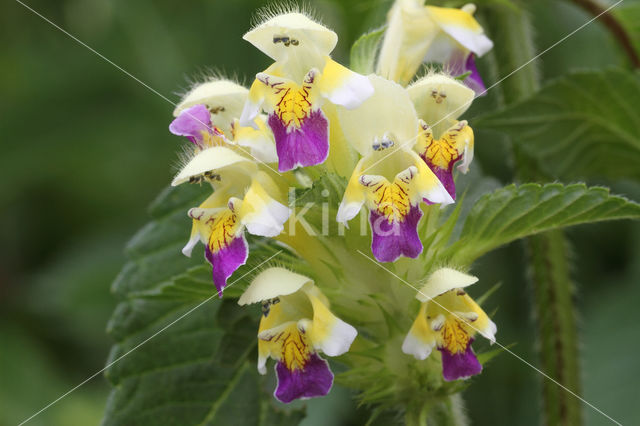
xmin=481 ymin=3 xmax=584 ymax=424
xmin=527 ymin=230 xmax=583 ymax=425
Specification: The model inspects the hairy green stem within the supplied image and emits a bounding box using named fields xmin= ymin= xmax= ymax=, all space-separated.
xmin=482 ymin=3 xmax=539 ymax=103
xmin=526 ymin=231 xmax=583 ymax=425
xmin=483 ymin=3 xmax=584 ymax=425
xmin=405 ymin=399 xmax=430 ymax=426
xmin=424 ymin=395 xmax=468 ymax=426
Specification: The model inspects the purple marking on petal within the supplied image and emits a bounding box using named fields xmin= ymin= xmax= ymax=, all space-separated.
xmin=439 ymin=339 xmax=482 ymax=381
xmin=418 ymin=146 xmax=458 ymax=203
xmin=446 ymin=52 xmax=487 ymax=96
xmin=420 ymin=159 xmax=456 ymax=202
xmin=433 ymin=166 xmax=456 ymax=201
xmin=369 ymin=205 xmax=423 ymax=263
xmin=204 ymin=234 xmax=248 ymax=298
xmin=274 ymin=353 xmax=333 ymax=403
xmin=462 ymin=54 xmax=487 ymax=96
xmin=268 ymin=109 xmax=329 ymax=172
xmin=169 ymin=104 xmax=212 ymax=146
xmin=447 ymin=50 xmax=467 ymax=77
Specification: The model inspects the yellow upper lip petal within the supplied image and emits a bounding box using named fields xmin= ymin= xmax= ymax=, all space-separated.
xmin=171 ymin=146 xmax=255 ymax=186
xmin=243 ymin=12 xmax=338 ymax=61
xmin=416 ymin=267 xmax=478 ymax=302
xmin=238 ymin=267 xmax=313 ymax=305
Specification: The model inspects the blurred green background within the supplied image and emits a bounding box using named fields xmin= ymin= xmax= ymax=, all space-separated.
xmin=1 ymin=0 xmax=638 ymax=425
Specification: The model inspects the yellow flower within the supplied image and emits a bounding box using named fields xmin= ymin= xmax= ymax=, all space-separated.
xmin=173 ymin=145 xmax=289 ymax=297
xmin=238 ymin=267 xmax=357 ymax=403
xmin=239 ymin=11 xmax=373 ymax=171
xmin=171 ymin=78 xmax=277 ymax=163
xmin=408 ymin=73 xmax=475 ymax=138
xmin=402 ymin=268 xmax=496 ymax=381
xmin=173 ymin=79 xmax=249 ymax=135
xmin=413 ymin=119 xmax=474 ymax=200
xmin=336 ymin=75 xmax=453 ymax=262
xmin=378 ymin=1 xmax=493 ymax=90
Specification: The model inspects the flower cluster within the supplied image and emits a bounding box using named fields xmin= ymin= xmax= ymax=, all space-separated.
xmin=168 ymin=2 xmax=496 ymax=404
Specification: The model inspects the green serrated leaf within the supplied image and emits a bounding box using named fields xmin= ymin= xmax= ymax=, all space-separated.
xmin=474 ymin=68 xmax=640 ymax=180
xmin=444 ymin=183 xmax=640 ymax=265
xmin=350 ymin=26 xmax=386 ymax=74
xmin=421 ymin=165 xmax=501 ymax=268
xmin=104 ymin=185 xmax=305 ymax=425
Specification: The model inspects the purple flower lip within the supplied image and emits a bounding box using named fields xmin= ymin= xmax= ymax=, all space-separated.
xmin=423 ymin=161 xmax=456 ymax=201
xmin=268 ymin=109 xmax=329 ymax=172
xmin=169 ymin=104 xmax=219 ymax=146
xmin=448 ymin=53 xmax=487 ymax=96
xmin=274 ymin=353 xmax=334 ymax=403
xmin=205 ymin=235 xmax=248 ymax=298
xmin=439 ymin=338 xmax=482 ymax=381
xmin=462 ymin=54 xmax=487 ymax=95
xmin=370 ymin=205 xmax=423 ymax=263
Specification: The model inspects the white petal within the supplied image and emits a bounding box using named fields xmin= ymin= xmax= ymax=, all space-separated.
xmin=319 ymin=59 xmax=374 ymax=109
xmin=303 ymin=316 xmax=357 ymax=357
xmin=401 ymin=332 xmax=435 ymax=361
xmin=441 ymin=26 xmax=493 ymax=57
xmin=416 ymin=267 xmax=478 ymax=302
xmin=243 ymin=199 xmax=290 ymax=237
xmin=426 ymin=6 xmax=493 ymax=56
xmin=181 ymin=232 xmax=200 ymax=257
xmin=301 ymin=289 xmax=358 ymax=357
xmin=336 ymin=200 xmax=364 ymax=224
xmin=257 ymin=353 xmax=268 ymax=375
xmin=321 ymin=318 xmax=357 ymax=357
xmin=238 ymin=176 xmax=290 ymax=237
xmin=325 ymin=72 xmax=373 ymax=109
xmin=479 ymin=319 xmax=497 ymax=344
xmin=457 ymin=140 xmax=474 ymax=174
xmin=336 ymin=157 xmax=367 ymax=224
xmin=426 ymin=181 xmax=454 ymax=206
